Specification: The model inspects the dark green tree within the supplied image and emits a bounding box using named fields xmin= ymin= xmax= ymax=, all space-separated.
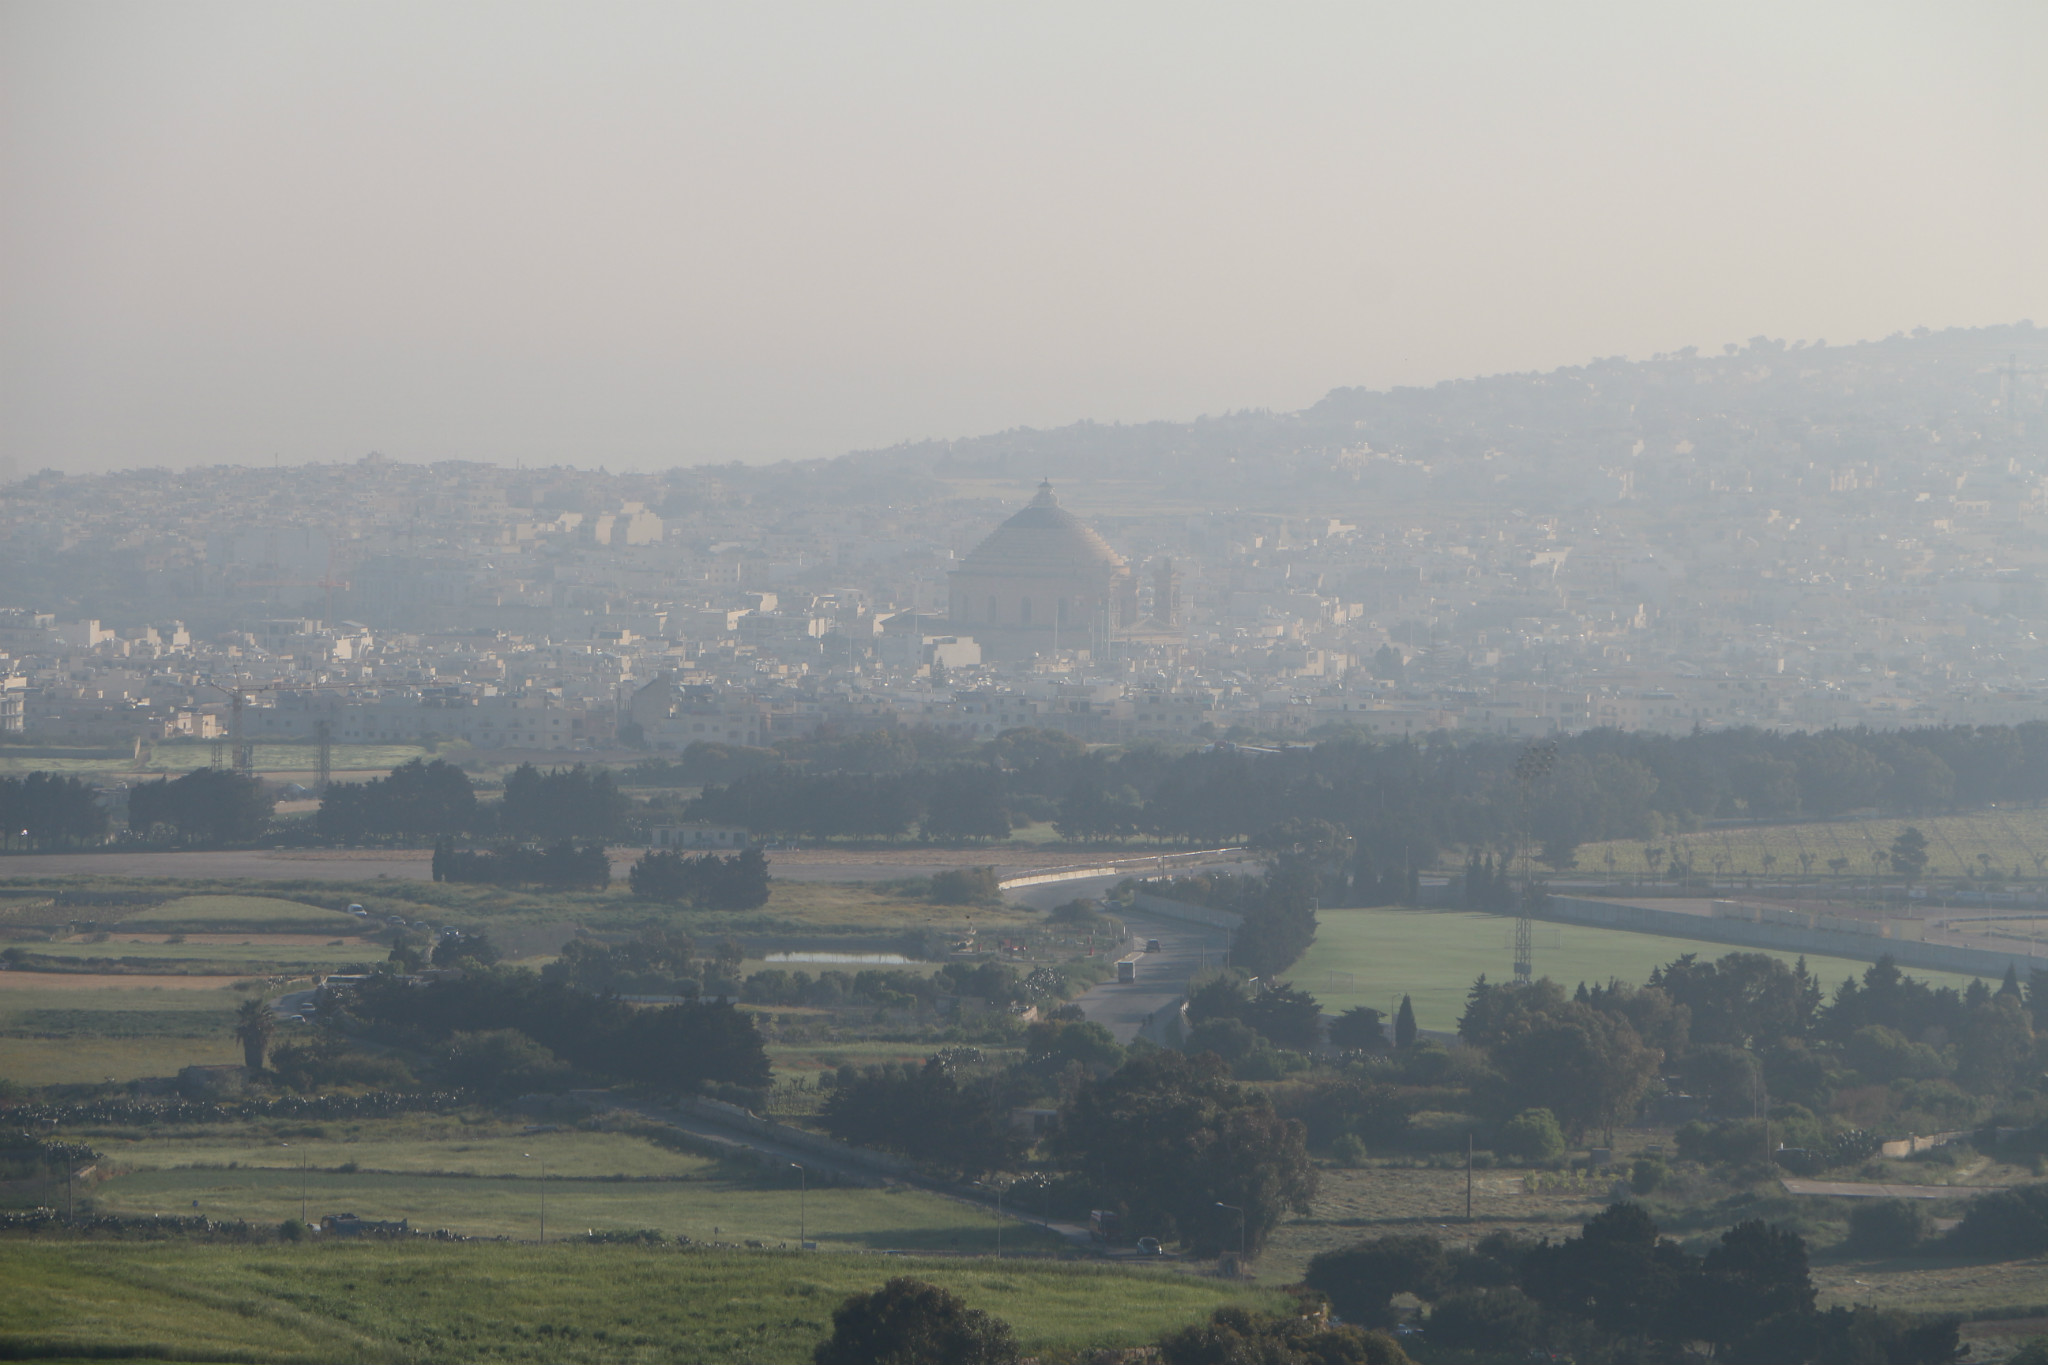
xmin=1492 ymin=1003 xmax=1661 ymax=1138
xmin=130 ymin=768 xmax=272 ymax=845
xmin=1328 ymin=1006 xmax=1387 ymax=1051
xmin=813 ymin=1278 xmax=1018 ymax=1365
xmin=0 ymin=773 xmax=109 ymax=848
xmin=1052 ymin=1050 xmax=1316 ymax=1255
xmin=232 ymin=998 xmax=275 ymax=1070
xmin=1303 ymin=1233 xmax=1453 ymax=1329
xmin=1393 ymin=995 xmax=1417 ymax=1049
xmin=1890 ymin=826 xmax=1931 ymax=881
xmin=1158 ymin=1305 xmax=1413 ymax=1364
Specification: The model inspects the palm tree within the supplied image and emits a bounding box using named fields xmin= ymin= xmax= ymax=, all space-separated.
xmin=233 ymin=999 xmax=275 ymax=1071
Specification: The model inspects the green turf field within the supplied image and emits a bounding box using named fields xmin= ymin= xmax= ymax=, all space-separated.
xmin=0 ymin=1241 xmax=1279 ymax=1364
xmin=1290 ymin=908 xmax=1990 ymax=1034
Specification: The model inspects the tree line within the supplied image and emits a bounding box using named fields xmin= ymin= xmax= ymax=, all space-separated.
xmin=1221 ymin=945 xmax=2043 ymax=1175
xmin=431 ymin=838 xmax=612 ymax=890
xmin=626 ymin=847 xmax=770 ymax=909
xmin=1304 ymin=1203 xmax=1963 ymax=1364
xmin=0 ymin=773 xmax=107 ymax=849
xmin=678 ymin=719 xmax=2048 ymax=873
xmin=318 ymin=760 xmax=628 ymax=843
xmin=331 ymin=967 xmax=770 ymax=1096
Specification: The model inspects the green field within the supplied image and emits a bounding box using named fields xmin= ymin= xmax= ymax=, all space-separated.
xmin=0 ymin=875 xmax=1007 ymax=947
xmin=55 ymin=1114 xmax=1062 ymax=1255
xmin=0 ymin=1241 xmax=1277 ymax=1364
xmin=0 ymin=978 xmax=253 ymax=1083
xmin=85 ymin=1118 xmax=724 ymax=1182
xmin=28 ymin=939 xmax=376 ymax=973
xmin=1576 ymin=807 xmax=2048 ymax=884
xmin=91 ymin=1167 xmax=1065 ymax=1254
xmin=0 ymin=1034 xmax=248 ymax=1084
xmin=126 ymin=895 xmax=366 ymax=929
xmin=1291 ymin=908 xmax=1990 ymax=1034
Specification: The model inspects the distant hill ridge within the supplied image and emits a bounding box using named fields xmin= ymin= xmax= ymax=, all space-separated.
xmin=828 ymin=322 xmax=2046 ymax=513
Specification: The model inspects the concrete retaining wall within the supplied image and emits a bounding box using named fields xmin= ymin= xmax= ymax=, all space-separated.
xmin=997 ymin=848 xmax=1245 ymax=892
xmin=1543 ymin=896 xmax=2042 ymax=979
xmin=1130 ymin=893 xmax=1245 ymax=932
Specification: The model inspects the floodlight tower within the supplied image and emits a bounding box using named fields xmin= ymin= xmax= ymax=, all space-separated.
xmin=1511 ymin=742 xmax=1557 ymax=986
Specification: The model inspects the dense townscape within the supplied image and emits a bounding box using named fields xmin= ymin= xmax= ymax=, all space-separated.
xmin=4 ymin=325 xmax=2046 ymax=760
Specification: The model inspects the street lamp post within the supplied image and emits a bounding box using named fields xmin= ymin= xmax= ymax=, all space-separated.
xmin=1214 ymin=1201 xmax=1245 ymax=1269
xmin=282 ymin=1142 xmax=306 ymax=1224
xmin=790 ymin=1163 xmax=806 ymax=1249
xmin=975 ymin=1180 xmax=1007 ymax=1257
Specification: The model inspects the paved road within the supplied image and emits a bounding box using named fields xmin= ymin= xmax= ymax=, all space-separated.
xmin=1004 ymin=872 xmax=1235 ymax=1044
xmin=1781 ymin=1178 xmax=2008 ymax=1201
xmin=606 ymin=1095 xmax=1095 ymax=1248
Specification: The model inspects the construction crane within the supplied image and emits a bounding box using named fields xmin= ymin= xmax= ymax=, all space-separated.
xmin=201 ymin=680 xmax=340 ymax=779
xmin=1511 ymin=741 xmax=1558 ymax=986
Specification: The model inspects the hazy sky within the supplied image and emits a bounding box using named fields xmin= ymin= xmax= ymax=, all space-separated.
xmin=3 ymin=2 xmax=2043 ymax=474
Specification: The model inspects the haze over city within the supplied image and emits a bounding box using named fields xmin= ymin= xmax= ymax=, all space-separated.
xmin=8 ymin=7 xmax=2048 ymax=1365
xmin=3 ymin=1 xmax=2044 ymax=473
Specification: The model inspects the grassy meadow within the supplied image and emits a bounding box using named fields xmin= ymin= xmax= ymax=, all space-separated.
xmin=38 ymin=1112 xmax=1064 ymax=1254
xmin=0 ymin=876 xmax=1014 ymax=948
xmin=0 ymin=1241 xmax=1278 ymax=1364
xmin=0 ymin=976 xmax=257 ymax=1083
xmin=126 ymin=895 xmax=369 ymax=930
xmin=1291 ymin=907 xmax=1989 ymax=1034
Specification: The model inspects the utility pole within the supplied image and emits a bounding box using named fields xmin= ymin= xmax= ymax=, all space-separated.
xmin=977 ymin=1180 xmax=1006 ymax=1257
xmin=315 ymin=720 xmax=332 ymax=794
xmin=525 ymin=1153 xmax=546 ymax=1244
xmin=1466 ymin=1134 xmax=1474 ymax=1222
xmin=791 ymin=1163 xmax=806 ymax=1249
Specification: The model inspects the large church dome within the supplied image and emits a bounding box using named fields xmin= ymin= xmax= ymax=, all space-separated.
xmin=947 ymin=482 xmax=1138 ymax=660
xmin=958 ymin=482 xmax=1125 ymax=576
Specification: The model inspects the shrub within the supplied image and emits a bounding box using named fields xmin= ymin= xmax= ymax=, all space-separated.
xmin=1425 ymin=1287 xmax=1545 ymax=1354
xmin=929 ymin=867 xmax=1000 ymax=905
xmin=1945 ymin=1183 xmax=2048 ymax=1258
xmin=435 ymin=1029 xmax=572 ymax=1095
xmin=1630 ymin=1156 xmax=1669 ymax=1194
xmin=1332 ymin=1134 xmax=1369 ymax=1167
xmin=1303 ymin=1233 xmax=1451 ymax=1329
xmin=1845 ymin=1198 xmax=1932 ymax=1257
xmin=1498 ymin=1108 xmax=1566 ymax=1163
